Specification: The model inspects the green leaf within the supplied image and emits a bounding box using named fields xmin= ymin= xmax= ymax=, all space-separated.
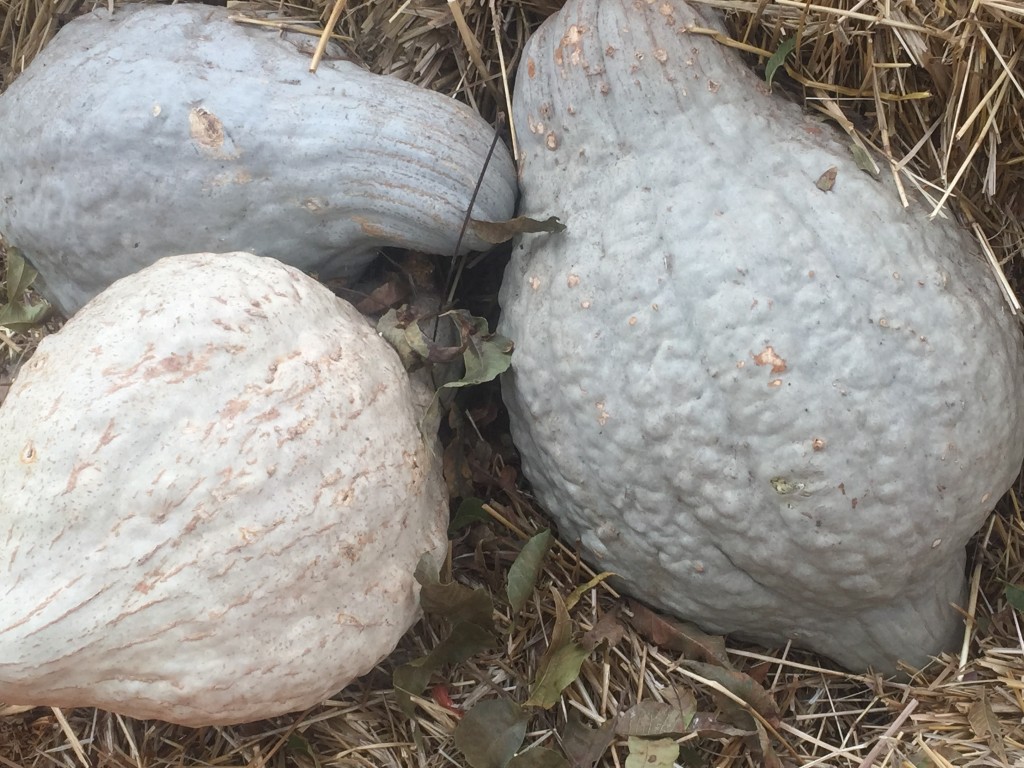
xmin=849 ymin=143 xmax=881 ymax=178
xmin=377 ymin=309 xmax=422 ymax=370
xmin=5 ymin=248 xmax=36 ymax=299
xmin=564 ymin=571 xmax=615 ymax=611
xmin=764 ymin=37 xmax=796 ymax=88
xmin=560 ymin=712 xmax=616 ymax=768
xmin=450 ymin=497 xmax=491 ymax=534
xmin=0 ymin=248 xmax=49 ymax=332
xmin=0 ymin=299 xmax=48 ymax=332
xmin=286 ymin=733 xmax=312 ymax=755
xmin=396 ymin=553 xmax=498 ymax=715
xmin=526 ymin=640 xmax=590 ymax=709
xmin=414 ymin=551 xmax=443 ymax=587
xmin=506 ymin=529 xmax=554 ymax=614
xmin=506 ymin=747 xmax=569 ymax=768
xmin=525 ymin=589 xmax=590 ymax=709
xmin=469 ymin=215 xmax=567 ymax=244
xmin=454 ymin=699 xmax=530 ymax=768
xmin=440 ymin=311 xmax=514 ymax=391
xmin=393 ymin=621 xmax=497 ymax=715
xmin=1005 ymin=583 xmax=1024 ymax=612
xmin=624 ymin=737 xmax=679 ymax=768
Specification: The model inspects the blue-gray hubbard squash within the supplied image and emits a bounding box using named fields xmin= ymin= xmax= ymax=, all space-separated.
xmin=0 ymin=3 xmax=515 ymax=316
xmin=499 ymin=0 xmax=1024 ymax=672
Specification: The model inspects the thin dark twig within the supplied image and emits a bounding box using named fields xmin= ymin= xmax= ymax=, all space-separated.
xmin=435 ymin=111 xmax=508 ymax=339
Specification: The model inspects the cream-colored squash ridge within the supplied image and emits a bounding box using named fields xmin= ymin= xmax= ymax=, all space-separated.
xmin=0 ymin=252 xmax=448 ymax=725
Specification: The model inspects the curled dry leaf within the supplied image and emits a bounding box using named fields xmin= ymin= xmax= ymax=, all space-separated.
xmin=565 ymin=572 xmax=616 ymax=611
xmin=815 ymin=166 xmax=838 ymax=192
xmin=469 ymin=215 xmax=567 ymax=244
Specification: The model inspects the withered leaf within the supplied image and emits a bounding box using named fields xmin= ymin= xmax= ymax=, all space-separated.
xmin=750 ymin=720 xmax=784 ymax=768
xmin=815 ymin=166 xmax=838 ymax=192
xmin=565 ymin=572 xmax=616 ymax=611
xmin=469 ymin=215 xmax=567 ymax=244
xmin=626 ymin=601 xmax=731 ymax=667
xmin=967 ymin=688 xmax=1008 ymax=764
xmin=623 ymin=737 xmax=679 ymax=768
xmin=680 ymin=660 xmax=781 ymax=727
xmin=688 ymin=712 xmax=755 ymax=738
xmin=354 ymin=275 xmax=410 ymax=314
xmin=581 ymin=608 xmax=627 ymax=651
xmin=615 ymin=689 xmax=697 ymax=737
xmin=560 ymin=712 xmax=616 ymax=768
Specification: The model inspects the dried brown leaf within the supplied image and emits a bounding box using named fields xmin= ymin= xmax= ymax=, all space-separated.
xmin=581 ymin=607 xmax=627 ymax=651
xmin=680 ymin=660 xmax=781 ymax=727
xmin=469 ymin=215 xmax=566 ymax=244
xmin=967 ymin=688 xmax=1008 ymax=764
xmin=626 ymin=601 xmax=731 ymax=667
xmin=560 ymin=712 xmax=616 ymax=768
xmin=815 ymin=166 xmax=838 ymax=192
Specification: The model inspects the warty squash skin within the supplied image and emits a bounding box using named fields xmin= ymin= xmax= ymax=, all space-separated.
xmin=0 ymin=252 xmax=448 ymax=725
xmin=499 ymin=0 xmax=1024 ymax=672
xmin=0 ymin=3 xmax=516 ymax=316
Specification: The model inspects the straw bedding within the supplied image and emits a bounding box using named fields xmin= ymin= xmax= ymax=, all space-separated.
xmin=1 ymin=1 xmax=1022 ymax=765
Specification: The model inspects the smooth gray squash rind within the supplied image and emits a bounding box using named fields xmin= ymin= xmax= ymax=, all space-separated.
xmin=500 ymin=0 xmax=1024 ymax=672
xmin=0 ymin=3 xmax=516 ymax=316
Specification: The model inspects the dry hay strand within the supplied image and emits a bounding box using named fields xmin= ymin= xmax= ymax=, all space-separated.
xmin=2 ymin=0 xmax=1024 ymax=766
xmin=0 ymin=0 xmax=560 ymax=122
xmin=1 ymin=477 xmax=1023 ymax=766
xmin=692 ymin=0 xmax=1024 ymax=300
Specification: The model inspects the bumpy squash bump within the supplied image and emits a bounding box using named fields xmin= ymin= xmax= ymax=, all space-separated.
xmin=500 ymin=0 xmax=1024 ymax=672
xmin=0 ymin=252 xmax=448 ymax=725
xmin=0 ymin=3 xmax=516 ymax=316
